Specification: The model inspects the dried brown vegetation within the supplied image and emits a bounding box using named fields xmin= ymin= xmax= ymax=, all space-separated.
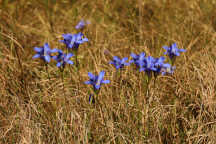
xmin=0 ymin=0 xmax=216 ymax=143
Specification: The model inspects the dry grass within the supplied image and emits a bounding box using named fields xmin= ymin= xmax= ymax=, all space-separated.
xmin=0 ymin=0 xmax=216 ymax=143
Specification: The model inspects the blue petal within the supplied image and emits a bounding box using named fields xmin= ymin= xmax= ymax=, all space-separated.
xmin=124 ymin=62 xmax=130 ymax=66
xmin=138 ymin=60 xmax=144 ymax=66
xmin=113 ymin=56 xmax=120 ymax=61
xmin=102 ymin=80 xmax=110 ymax=84
xmin=139 ymin=67 xmax=145 ymax=72
xmin=148 ymin=56 xmax=155 ymax=62
xmin=96 ymin=71 xmax=105 ymax=85
xmin=44 ymin=56 xmax=51 ymax=62
xmin=84 ymin=81 xmax=92 ymax=85
xmin=52 ymin=56 xmax=58 ymax=61
xmin=44 ymin=43 xmax=50 ymax=50
xmin=130 ymin=53 xmax=137 ymax=58
xmin=109 ymin=61 xmax=114 ymax=65
xmin=98 ymin=71 xmax=105 ymax=81
xmin=95 ymin=85 xmax=100 ymax=90
xmin=175 ymin=52 xmax=180 ymax=56
xmin=179 ymin=49 xmax=186 ymax=52
xmin=172 ymin=43 xmax=177 ymax=48
xmin=139 ymin=52 xmax=146 ymax=59
xmin=88 ymin=72 xmax=95 ymax=79
xmin=155 ymin=58 xmax=164 ymax=66
xmin=129 ymin=60 xmax=134 ymax=64
xmin=32 ymin=54 xmax=40 ymax=59
xmin=121 ymin=57 xmax=128 ymax=63
xmin=163 ymin=46 xmax=169 ymax=50
xmin=57 ymin=49 xmax=63 ymax=54
xmin=56 ymin=62 xmax=62 ymax=67
xmin=82 ymin=38 xmax=88 ymax=42
xmin=75 ymin=20 xmax=85 ymax=29
xmin=77 ymin=32 xmax=84 ymax=38
xmin=34 ymin=47 xmax=43 ymax=52
xmin=68 ymin=44 xmax=73 ymax=49
xmin=71 ymin=35 xmax=77 ymax=42
xmin=67 ymin=60 xmax=74 ymax=65
xmin=161 ymin=71 xmax=166 ymax=75
xmin=66 ymin=53 xmax=74 ymax=59
xmin=75 ymin=25 xmax=81 ymax=30
xmin=163 ymin=63 xmax=171 ymax=68
xmin=151 ymin=67 xmax=157 ymax=71
xmin=51 ymin=48 xmax=59 ymax=53
xmin=158 ymin=56 xmax=165 ymax=62
xmin=59 ymin=40 xmax=64 ymax=43
xmin=116 ymin=65 xmax=120 ymax=69
xmin=62 ymin=33 xmax=72 ymax=39
xmin=76 ymin=39 xmax=88 ymax=44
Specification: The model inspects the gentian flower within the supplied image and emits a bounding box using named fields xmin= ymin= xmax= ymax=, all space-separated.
xmin=154 ymin=56 xmax=166 ymax=66
xmin=75 ymin=19 xmax=90 ymax=30
xmin=130 ymin=52 xmax=146 ymax=68
xmin=163 ymin=43 xmax=186 ymax=60
xmin=84 ymin=71 xmax=110 ymax=90
xmin=32 ymin=43 xmax=58 ymax=63
xmin=52 ymin=49 xmax=74 ymax=68
xmin=109 ymin=56 xmax=130 ymax=70
xmin=159 ymin=63 xmax=175 ymax=75
xmin=59 ymin=32 xmax=88 ymax=50
xmin=154 ymin=57 xmax=175 ymax=76
xmin=130 ymin=52 xmax=176 ymax=77
xmin=139 ymin=56 xmax=157 ymax=76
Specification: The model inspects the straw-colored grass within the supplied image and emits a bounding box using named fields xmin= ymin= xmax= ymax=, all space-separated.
xmin=0 ymin=0 xmax=216 ymax=143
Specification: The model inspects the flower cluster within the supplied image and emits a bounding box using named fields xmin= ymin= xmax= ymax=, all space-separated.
xmin=33 ymin=43 xmax=74 ymax=68
xmin=52 ymin=49 xmax=74 ymax=68
xmin=130 ymin=52 xmax=175 ymax=76
xmin=32 ymin=43 xmax=58 ymax=63
xmin=59 ymin=32 xmax=88 ymax=50
xmin=33 ymin=19 xmax=186 ymax=104
xmin=130 ymin=52 xmax=146 ymax=67
xmin=33 ymin=21 xmax=89 ymax=68
xmin=109 ymin=56 xmax=130 ymax=70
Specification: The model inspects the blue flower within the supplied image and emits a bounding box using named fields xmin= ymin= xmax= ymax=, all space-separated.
xmin=84 ymin=71 xmax=110 ymax=90
xmin=154 ymin=56 xmax=166 ymax=66
xmin=32 ymin=43 xmax=58 ymax=63
xmin=109 ymin=56 xmax=130 ymax=70
xmin=52 ymin=49 xmax=74 ymax=68
xmin=159 ymin=63 xmax=175 ymax=75
xmin=75 ymin=19 xmax=90 ymax=30
xmin=59 ymin=32 xmax=88 ymax=49
xmin=130 ymin=52 xmax=176 ymax=76
xmin=130 ymin=52 xmax=146 ymax=67
xmin=163 ymin=43 xmax=186 ymax=59
xmin=152 ymin=56 xmax=175 ymax=76
xmin=139 ymin=56 xmax=157 ymax=74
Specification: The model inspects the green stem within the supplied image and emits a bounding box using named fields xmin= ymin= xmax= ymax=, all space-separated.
xmin=45 ymin=63 xmax=50 ymax=80
xmin=93 ymin=89 xmax=100 ymax=104
xmin=74 ymin=50 xmax=79 ymax=70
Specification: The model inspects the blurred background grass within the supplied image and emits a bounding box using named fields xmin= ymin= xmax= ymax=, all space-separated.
xmin=0 ymin=0 xmax=216 ymax=143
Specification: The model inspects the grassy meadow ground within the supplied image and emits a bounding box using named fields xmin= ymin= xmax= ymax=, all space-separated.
xmin=0 ymin=0 xmax=216 ymax=143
